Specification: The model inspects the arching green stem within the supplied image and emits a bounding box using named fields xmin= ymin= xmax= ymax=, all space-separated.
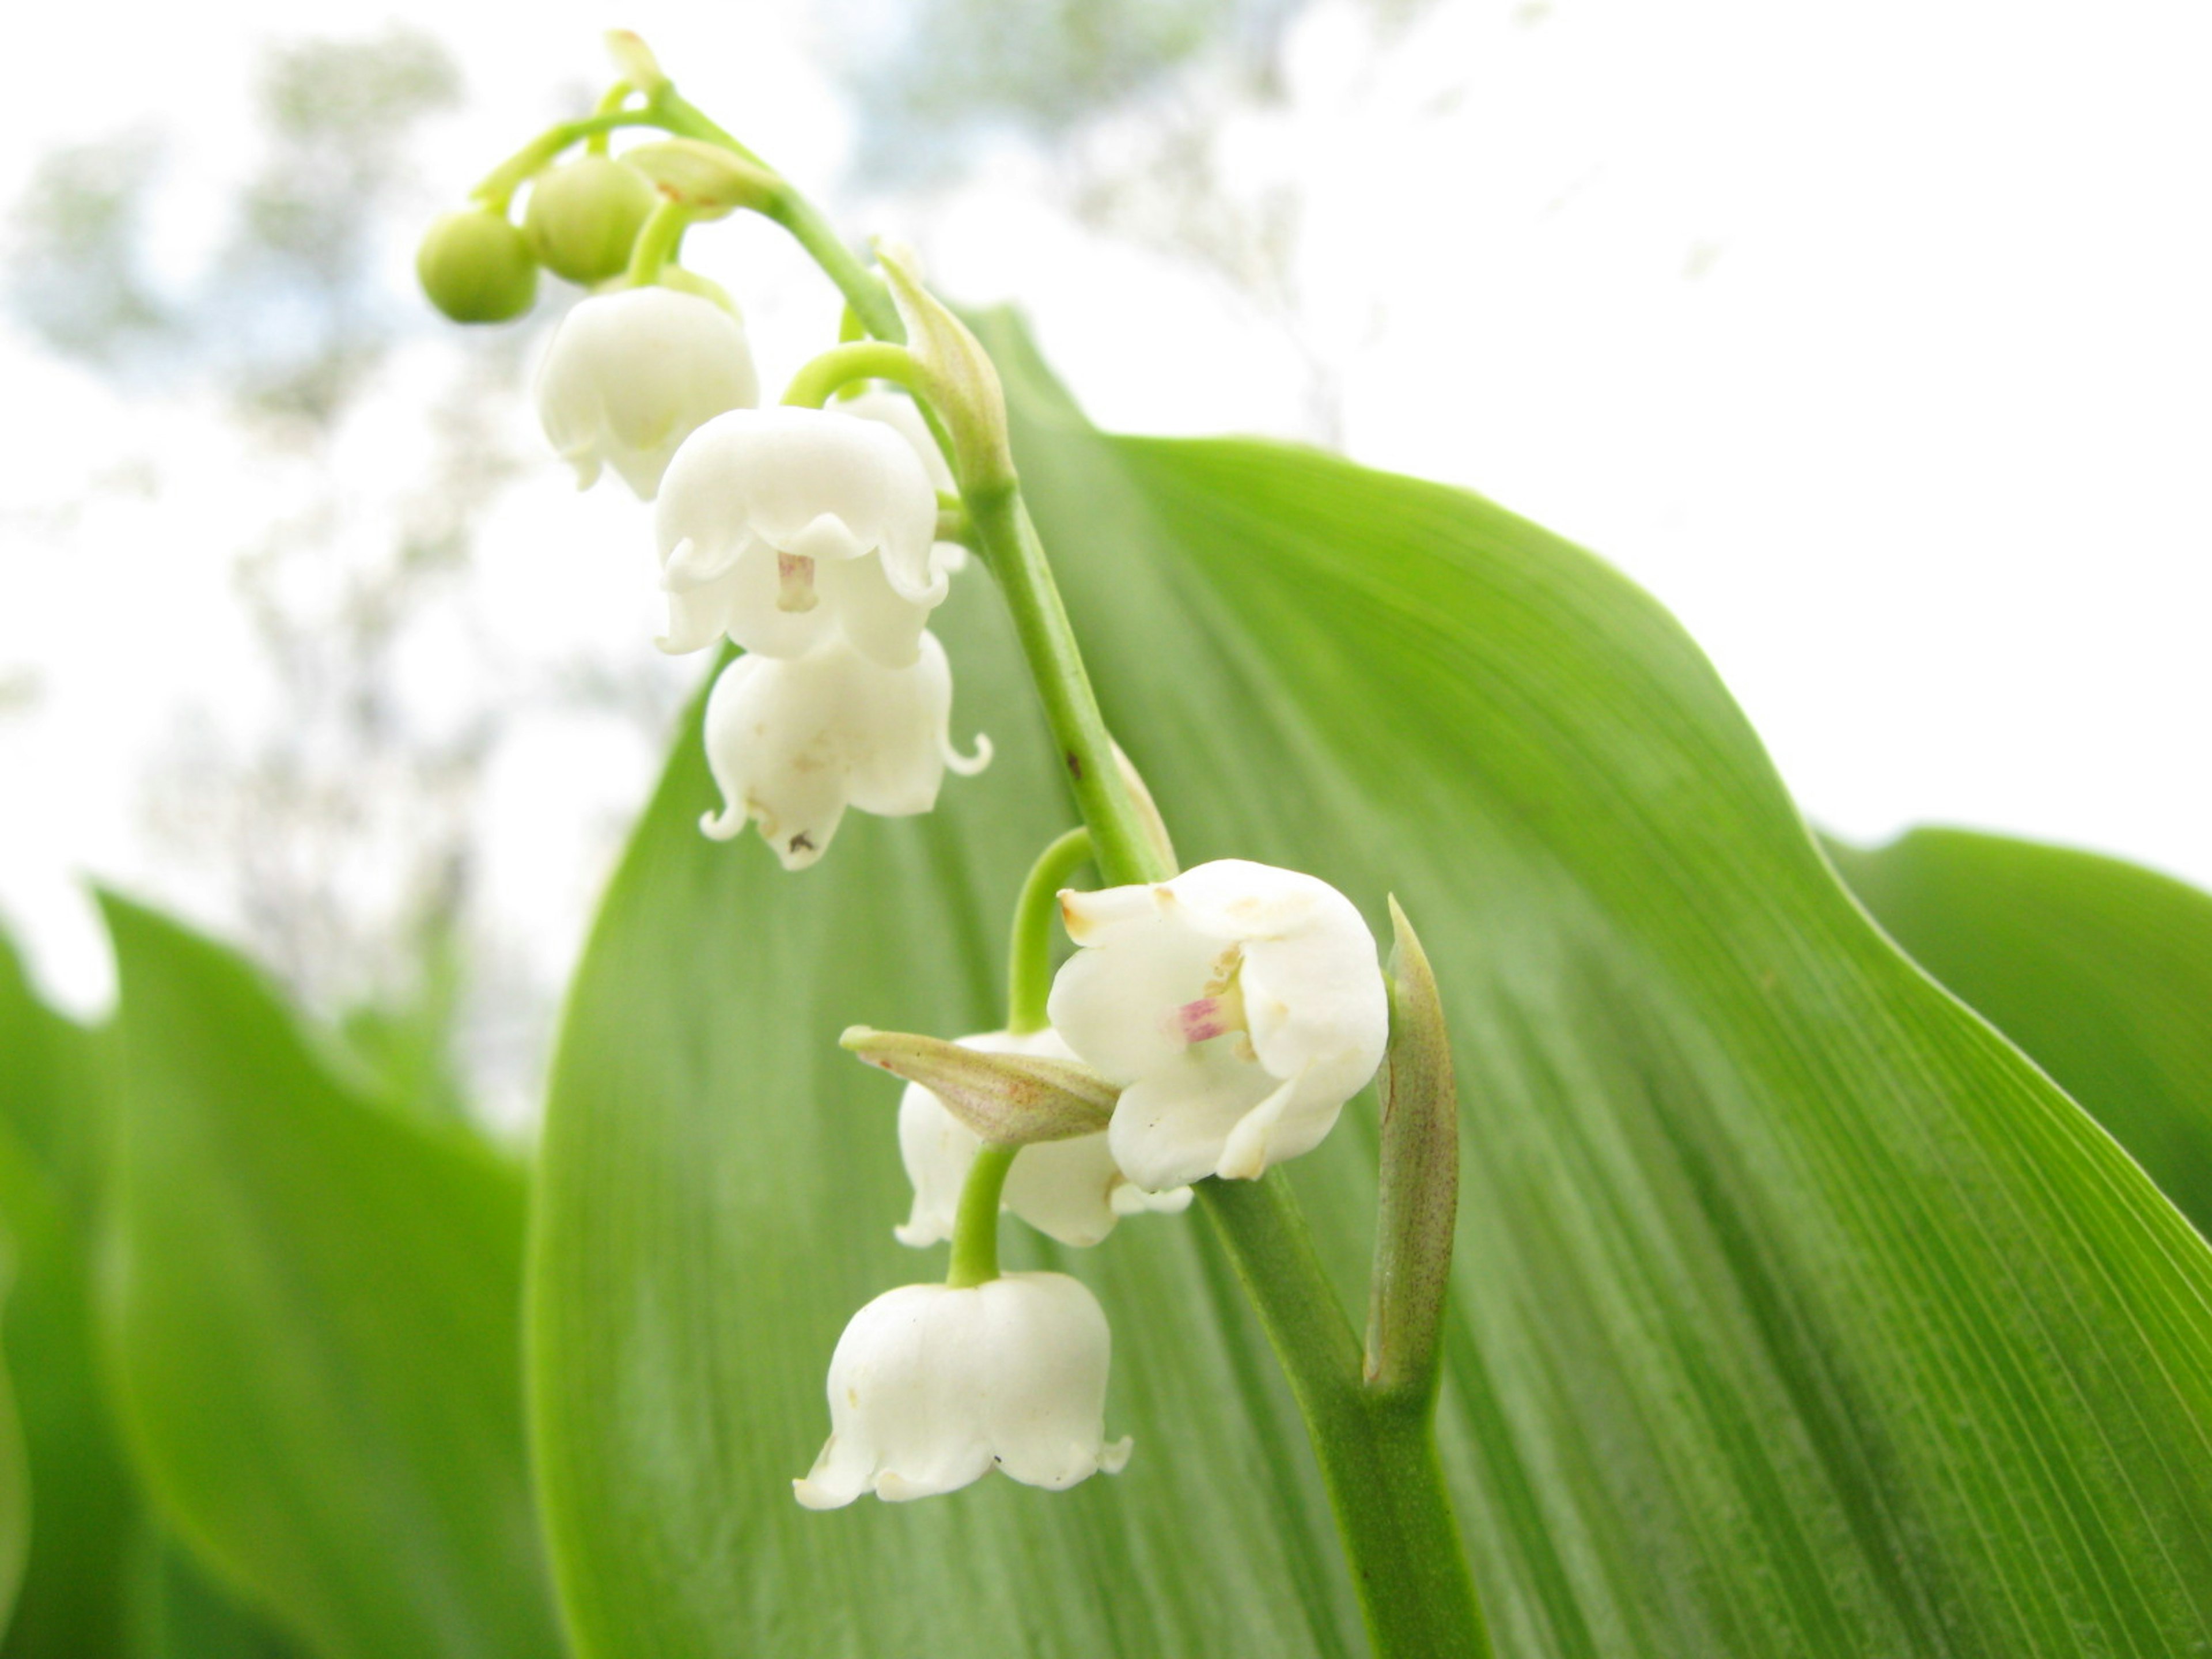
xmin=956 ymin=435 xmax=1492 ymax=1659
xmin=1007 ymin=829 xmax=1093 ymax=1035
xmin=781 ymin=342 xmax=929 ymax=410
xmin=585 ymin=82 xmax=632 ymax=155
xmin=622 ymin=199 xmax=694 ymax=288
xmin=961 ymin=485 xmax=1170 ymax=889
xmin=645 ymin=88 xmax=904 ymax=345
xmin=944 ymin=1145 xmax=1017 ymax=1289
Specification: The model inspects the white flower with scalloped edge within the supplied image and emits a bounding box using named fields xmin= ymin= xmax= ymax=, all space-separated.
xmin=1047 ymin=859 xmax=1388 ymax=1191
xmin=895 ymin=1028 xmax=1192 ymax=1249
xmin=655 ymin=406 xmax=947 ymax=668
xmin=535 ymin=285 xmax=758 ymax=499
xmin=839 ymin=387 xmax=969 ymax=574
xmin=793 ymin=1272 xmax=1131 ymax=1508
xmin=700 ymin=631 xmax=987 ymax=870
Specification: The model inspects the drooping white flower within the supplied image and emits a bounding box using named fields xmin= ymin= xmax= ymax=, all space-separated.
xmin=895 ymin=1028 xmax=1192 ymax=1249
xmin=839 ymin=387 xmax=968 ymax=575
xmin=793 ymin=1272 xmax=1131 ymax=1508
xmin=700 ymin=631 xmax=988 ymax=870
xmin=655 ymin=407 xmax=946 ymax=668
xmin=1047 ymin=859 xmax=1388 ymax=1190
xmin=535 ymin=285 xmax=759 ymax=498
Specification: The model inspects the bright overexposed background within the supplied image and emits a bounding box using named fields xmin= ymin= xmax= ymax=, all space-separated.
xmin=3 ymin=0 xmax=2207 ymax=1124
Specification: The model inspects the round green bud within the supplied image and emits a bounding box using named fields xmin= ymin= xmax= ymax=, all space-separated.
xmin=524 ymin=157 xmax=658 ymax=285
xmin=416 ymin=209 xmax=538 ymax=324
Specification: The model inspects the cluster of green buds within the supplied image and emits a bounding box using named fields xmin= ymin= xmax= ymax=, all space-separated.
xmin=415 ymin=34 xmax=679 ymax=322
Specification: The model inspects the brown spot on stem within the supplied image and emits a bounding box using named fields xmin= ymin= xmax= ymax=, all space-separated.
xmin=1066 ymin=751 xmax=1083 ymax=781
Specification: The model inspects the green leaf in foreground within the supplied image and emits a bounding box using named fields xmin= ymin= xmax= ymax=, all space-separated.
xmin=0 ymin=1230 xmax=26 ymax=1644
xmin=0 ymin=933 xmax=300 ymax=1659
xmin=99 ymin=896 xmax=560 ymax=1659
xmin=1832 ymin=826 xmax=2212 ymax=1238
xmin=529 ymin=316 xmax=2212 ymax=1657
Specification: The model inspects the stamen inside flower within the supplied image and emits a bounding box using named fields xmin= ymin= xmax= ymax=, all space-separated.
xmin=1175 ymin=949 xmax=1256 ymax=1060
xmin=777 ymin=551 xmax=820 ymax=612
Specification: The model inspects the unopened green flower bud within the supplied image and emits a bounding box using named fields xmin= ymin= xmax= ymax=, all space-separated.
xmin=523 ymin=157 xmax=657 ymax=285
xmin=416 ymin=209 xmax=537 ymax=324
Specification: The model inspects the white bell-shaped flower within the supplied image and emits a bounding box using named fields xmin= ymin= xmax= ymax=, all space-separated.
xmin=1048 ymin=859 xmax=1388 ymax=1190
xmin=839 ymin=387 xmax=968 ymax=575
xmin=655 ymin=407 xmax=946 ymax=668
xmin=700 ymin=631 xmax=988 ymax=870
xmin=793 ymin=1272 xmax=1131 ymax=1508
xmin=895 ymin=1028 xmax=1192 ymax=1249
xmin=535 ymin=285 xmax=759 ymax=499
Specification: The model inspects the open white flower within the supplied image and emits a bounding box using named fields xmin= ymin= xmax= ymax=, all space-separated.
xmin=655 ymin=407 xmax=946 ymax=667
xmin=535 ymin=285 xmax=758 ymax=498
xmin=700 ymin=631 xmax=988 ymax=870
xmin=1048 ymin=859 xmax=1388 ymax=1190
xmin=895 ymin=1028 xmax=1192 ymax=1249
xmin=839 ymin=387 xmax=968 ymax=574
xmin=793 ymin=1272 xmax=1131 ymax=1508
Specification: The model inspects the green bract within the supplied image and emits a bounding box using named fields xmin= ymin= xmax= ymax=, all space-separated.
xmin=415 ymin=208 xmax=538 ymax=324
xmin=523 ymin=157 xmax=658 ymax=285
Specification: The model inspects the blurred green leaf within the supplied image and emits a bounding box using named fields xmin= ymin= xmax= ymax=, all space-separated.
xmin=98 ymin=896 xmax=560 ymax=1659
xmin=1831 ymin=827 xmax=2212 ymax=1237
xmin=0 ymin=1224 xmax=26 ymax=1643
xmin=0 ymin=934 xmax=302 ymax=1658
xmin=0 ymin=937 xmax=138 ymax=1656
xmin=528 ymin=317 xmax=2212 ymax=1656
xmin=117 ymin=1525 xmax=304 ymax=1659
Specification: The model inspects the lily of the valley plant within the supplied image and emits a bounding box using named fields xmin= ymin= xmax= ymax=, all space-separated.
xmin=421 ymin=31 xmax=1488 ymax=1658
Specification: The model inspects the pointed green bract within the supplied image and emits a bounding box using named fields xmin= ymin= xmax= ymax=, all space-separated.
xmin=99 ymin=897 xmax=560 ymax=1659
xmin=529 ymin=316 xmax=2212 ymax=1656
xmin=1833 ymin=827 xmax=2212 ymax=1237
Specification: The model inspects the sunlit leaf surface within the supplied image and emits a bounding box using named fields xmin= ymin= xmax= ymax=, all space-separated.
xmin=1834 ymin=827 xmax=2212 ymax=1238
xmin=530 ymin=319 xmax=2212 ymax=1656
xmin=100 ymin=899 xmax=560 ymax=1659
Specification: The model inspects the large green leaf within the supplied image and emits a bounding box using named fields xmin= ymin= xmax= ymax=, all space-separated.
xmin=0 ymin=933 xmax=301 ymax=1659
xmin=0 ymin=1213 xmax=27 ymax=1643
xmin=99 ymin=897 xmax=561 ymax=1659
xmin=0 ymin=938 xmax=137 ymax=1657
xmin=529 ymin=317 xmax=2212 ymax=1656
xmin=1832 ymin=827 xmax=2212 ymax=1237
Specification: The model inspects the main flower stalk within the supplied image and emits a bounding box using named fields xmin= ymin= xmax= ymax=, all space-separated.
xmin=960 ymin=460 xmax=1491 ymax=1659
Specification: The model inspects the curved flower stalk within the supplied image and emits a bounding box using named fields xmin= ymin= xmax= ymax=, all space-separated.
xmin=535 ymin=285 xmax=759 ymax=497
xmin=793 ymin=1272 xmax=1131 ymax=1508
xmin=700 ymin=632 xmax=989 ymax=870
xmin=896 ymin=1028 xmax=1191 ymax=1249
xmin=655 ymin=407 xmax=947 ymax=666
xmin=1050 ymin=859 xmax=1389 ymax=1190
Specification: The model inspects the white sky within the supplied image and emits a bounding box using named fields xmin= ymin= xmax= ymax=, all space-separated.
xmin=3 ymin=0 xmax=2209 ymax=1029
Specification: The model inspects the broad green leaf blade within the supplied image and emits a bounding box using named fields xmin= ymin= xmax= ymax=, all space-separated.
xmin=0 ymin=938 xmax=136 ymax=1657
xmin=0 ymin=1234 xmax=26 ymax=1644
xmin=0 ymin=1120 xmax=115 ymax=1656
xmin=0 ymin=933 xmax=300 ymax=1659
xmin=99 ymin=897 xmax=562 ymax=1659
xmin=531 ymin=316 xmax=2212 ymax=1657
xmin=1831 ymin=827 xmax=2212 ymax=1237
xmin=118 ymin=1525 xmax=306 ymax=1659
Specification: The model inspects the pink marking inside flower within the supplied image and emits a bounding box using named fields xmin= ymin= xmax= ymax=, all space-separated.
xmin=777 ymin=552 xmax=819 ymax=612
xmin=1176 ymin=997 xmax=1232 ymax=1044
